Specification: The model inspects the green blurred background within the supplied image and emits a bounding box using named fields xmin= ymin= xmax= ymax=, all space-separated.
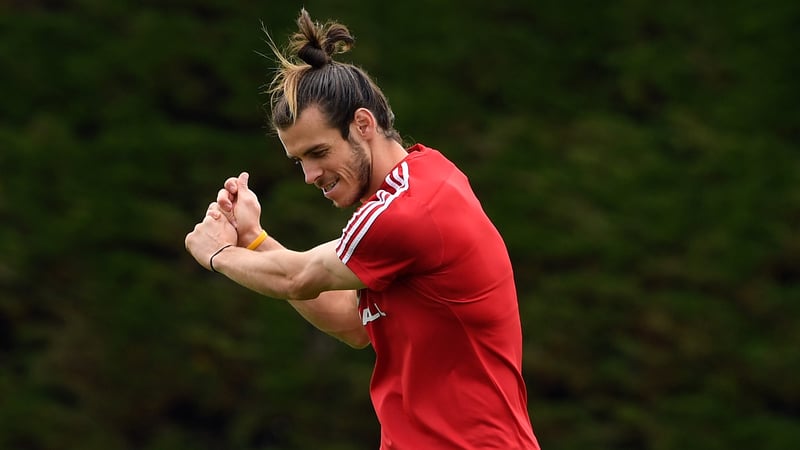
xmin=1 ymin=0 xmax=798 ymax=449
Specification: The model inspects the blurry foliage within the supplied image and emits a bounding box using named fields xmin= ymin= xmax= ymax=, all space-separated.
xmin=1 ymin=0 xmax=798 ymax=449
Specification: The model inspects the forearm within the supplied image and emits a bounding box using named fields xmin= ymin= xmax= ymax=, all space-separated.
xmin=214 ymin=235 xmax=369 ymax=347
xmin=289 ymin=291 xmax=369 ymax=349
xmin=211 ymin=245 xmax=313 ymax=300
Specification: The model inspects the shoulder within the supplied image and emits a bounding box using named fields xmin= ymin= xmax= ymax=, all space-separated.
xmin=336 ymin=163 xmax=426 ymax=264
xmin=405 ymin=143 xmax=456 ymax=173
xmin=336 ymin=145 xmax=456 ymax=264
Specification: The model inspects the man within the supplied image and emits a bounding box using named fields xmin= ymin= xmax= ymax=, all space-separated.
xmin=185 ymin=9 xmax=540 ymax=449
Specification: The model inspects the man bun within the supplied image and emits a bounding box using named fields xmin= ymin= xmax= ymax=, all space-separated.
xmin=267 ymin=9 xmax=401 ymax=144
xmin=292 ymin=8 xmax=354 ymax=69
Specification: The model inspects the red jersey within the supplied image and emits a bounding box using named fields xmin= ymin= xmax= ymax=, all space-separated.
xmin=336 ymin=144 xmax=540 ymax=449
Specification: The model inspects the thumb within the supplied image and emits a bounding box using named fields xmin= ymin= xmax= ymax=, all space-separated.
xmin=238 ymin=172 xmax=250 ymax=191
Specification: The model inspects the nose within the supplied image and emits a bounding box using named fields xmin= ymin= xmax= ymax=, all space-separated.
xmin=301 ymin=161 xmax=323 ymax=185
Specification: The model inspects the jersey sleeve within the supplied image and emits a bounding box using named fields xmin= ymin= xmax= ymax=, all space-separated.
xmin=336 ymin=195 xmax=441 ymax=291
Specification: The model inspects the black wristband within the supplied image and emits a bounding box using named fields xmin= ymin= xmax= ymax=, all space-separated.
xmin=209 ymin=244 xmax=233 ymax=273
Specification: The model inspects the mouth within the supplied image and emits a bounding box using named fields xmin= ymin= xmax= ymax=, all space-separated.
xmin=321 ymin=179 xmax=339 ymax=195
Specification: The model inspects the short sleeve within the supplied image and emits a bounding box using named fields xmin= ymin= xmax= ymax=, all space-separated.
xmin=336 ymin=196 xmax=441 ymax=291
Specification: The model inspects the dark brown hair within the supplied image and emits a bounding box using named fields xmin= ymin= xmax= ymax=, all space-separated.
xmin=265 ymin=9 xmax=401 ymax=143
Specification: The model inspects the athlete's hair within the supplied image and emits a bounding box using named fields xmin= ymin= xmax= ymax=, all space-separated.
xmin=265 ymin=9 xmax=401 ymax=143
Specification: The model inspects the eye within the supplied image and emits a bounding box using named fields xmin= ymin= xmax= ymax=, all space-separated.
xmin=309 ymin=149 xmax=328 ymax=159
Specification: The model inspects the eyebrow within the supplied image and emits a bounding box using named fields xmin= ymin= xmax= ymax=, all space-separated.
xmin=287 ymin=143 xmax=328 ymax=160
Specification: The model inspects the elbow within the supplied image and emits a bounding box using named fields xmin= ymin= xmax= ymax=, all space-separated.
xmin=283 ymin=257 xmax=335 ymax=300
xmin=337 ymin=328 xmax=371 ymax=349
xmin=284 ymin=274 xmax=322 ymax=301
xmin=348 ymin=341 xmax=370 ymax=350
xmin=285 ymin=288 xmax=319 ymax=301
xmin=342 ymin=335 xmax=371 ymax=350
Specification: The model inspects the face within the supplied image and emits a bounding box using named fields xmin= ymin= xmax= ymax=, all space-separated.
xmin=278 ymin=106 xmax=372 ymax=208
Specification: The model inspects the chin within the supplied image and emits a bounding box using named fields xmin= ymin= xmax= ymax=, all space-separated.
xmin=330 ymin=193 xmax=360 ymax=209
xmin=332 ymin=199 xmax=355 ymax=209
xmin=329 ymin=183 xmax=367 ymax=209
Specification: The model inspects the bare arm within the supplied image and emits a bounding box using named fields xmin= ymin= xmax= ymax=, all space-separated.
xmin=208 ymin=240 xmax=356 ymax=299
xmin=288 ymin=290 xmax=368 ymax=349
xmin=251 ymin=236 xmax=369 ymax=348
xmin=186 ymin=174 xmax=369 ymax=348
xmin=218 ymin=241 xmax=369 ymax=348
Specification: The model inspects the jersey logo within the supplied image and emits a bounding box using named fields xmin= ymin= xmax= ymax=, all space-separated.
xmin=361 ymin=303 xmax=387 ymax=325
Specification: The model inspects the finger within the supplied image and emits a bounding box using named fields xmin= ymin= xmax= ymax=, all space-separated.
xmin=217 ymin=188 xmax=233 ymax=211
xmin=206 ymin=202 xmax=222 ymax=215
xmin=203 ymin=210 xmax=221 ymax=223
xmin=238 ymin=172 xmax=250 ymax=191
xmin=224 ymin=176 xmax=239 ymax=195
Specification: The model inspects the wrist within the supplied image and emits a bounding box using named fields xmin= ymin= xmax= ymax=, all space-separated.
xmin=245 ymin=229 xmax=268 ymax=250
xmin=209 ymin=244 xmax=233 ymax=273
xmin=239 ymin=228 xmax=264 ymax=248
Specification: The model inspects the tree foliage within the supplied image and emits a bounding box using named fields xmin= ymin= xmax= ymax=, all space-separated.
xmin=1 ymin=1 xmax=798 ymax=449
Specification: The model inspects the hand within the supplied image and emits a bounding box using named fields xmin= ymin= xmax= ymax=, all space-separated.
xmin=185 ymin=202 xmax=238 ymax=270
xmin=217 ymin=172 xmax=264 ymax=247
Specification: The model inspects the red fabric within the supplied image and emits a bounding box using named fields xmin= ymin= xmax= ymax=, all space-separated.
xmin=337 ymin=144 xmax=540 ymax=449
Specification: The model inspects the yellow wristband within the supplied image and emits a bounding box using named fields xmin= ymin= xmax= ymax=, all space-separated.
xmin=246 ymin=229 xmax=268 ymax=250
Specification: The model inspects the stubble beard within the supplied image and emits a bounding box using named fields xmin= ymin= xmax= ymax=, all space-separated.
xmin=338 ymin=138 xmax=372 ymax=208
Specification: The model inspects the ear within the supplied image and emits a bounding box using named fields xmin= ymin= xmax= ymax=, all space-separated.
xmin=351 ymin=108 xmax=377 ymax=139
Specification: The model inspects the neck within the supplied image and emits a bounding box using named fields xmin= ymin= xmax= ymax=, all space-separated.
xmin=364 ymin=138 xmax=408 ymax=200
